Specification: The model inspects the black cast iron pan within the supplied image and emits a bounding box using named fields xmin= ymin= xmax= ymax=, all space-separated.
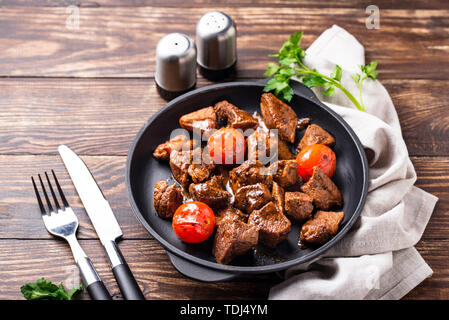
xmin=126 ymin=81 xmax=369 ymax=282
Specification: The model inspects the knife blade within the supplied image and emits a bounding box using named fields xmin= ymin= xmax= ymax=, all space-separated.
xmin=58 ymin=145 xmax=145 ymax=300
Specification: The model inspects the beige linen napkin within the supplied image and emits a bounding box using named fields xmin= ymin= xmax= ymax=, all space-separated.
xmin=269 ymin=25 xmax=438 ymax=300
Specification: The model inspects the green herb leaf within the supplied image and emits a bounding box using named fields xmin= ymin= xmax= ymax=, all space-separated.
xmin=330 ymin=65 xmax=342 ymax=82
xmin=264 ymin=62 xmax=280 ymax=77
xmin=360 ymin=60 xmax=378 ymax=80
xmin=263 ymin=31 xmax=377 ymax=111
xmin=21 ymin=278 xmax=83 ymax=300
xmin=351 ymin=73 xmax=361 ymax=83
xmin=323 ymin=86 xmax=336 ymax=96
xmin=302 ymin=72 xmax=328 ymax=88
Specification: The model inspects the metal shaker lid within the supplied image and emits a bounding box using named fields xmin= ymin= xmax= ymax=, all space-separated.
xmin=155 ymin=33 xmax=197 ymax=92
xmin=196 ymin=11 xmax=236 ymax=71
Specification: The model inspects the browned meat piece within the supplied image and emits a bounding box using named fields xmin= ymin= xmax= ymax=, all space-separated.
xmin=234 ymin=183 xmax=272 ymax=214
xmin=247 ymin=130 xmax=278 ymax=162
xmin=169 ymin=149 xmax=192 ymax=188
xmin=153 ymin=135 xmax=188 ymax=160
xmin=297 ymin=117 xmax=312 ymax=131
xmin=300 ymin=167 xmax=342 ymax=210
xmin=297 ymin=124 xmax=335 ymax=150
xmin=272 ymin=182 xmax=285 ymax=213
xmin=268 ymin=160 xmax=300 ymax=188
xmin=214 ymin=100 xmax=259 ymax=130
xmin=153 ymin=180 xmax=182 ymax=218
xmin=248 ymin=202 xmax=291 ymax=247
xmin=215 ymin=207 xmax=248 ymax=226
xmin=189 ymin=179 xmax=232 ymax=209
xmin=153 ymin=135 xmax=198 ymax=161
xmin=260 ymin=93 xmax=298 ymax=143
xmin=187 ymin=149 xmax=216 ymax=183
xmin=284 ymin=192 xmax=314 ymax=220
xmin=213 ymin=214 xmax=259 ymax=264
xmin=179 ymin=106 xmax=218 ymax=136
xmin=229 ymin=160 xmax=273 ymax=193
xmin=278 ymin=140 xmax=296 ymax=160
xmin=300 ymin=210 xmax=345 ymax=245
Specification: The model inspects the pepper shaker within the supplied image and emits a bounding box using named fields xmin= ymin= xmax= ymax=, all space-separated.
xmin=196 ymin=11 xmax=237 ymax=80
xmin=155 ymin=33 xmax=197 ymax=101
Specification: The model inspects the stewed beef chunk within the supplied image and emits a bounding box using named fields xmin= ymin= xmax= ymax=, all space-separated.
xmin=215 ymin=207 xmax=248 ymax=226
xmin=284 ymin=192 xmax=314 ymax=220
xmin=272 ymin=182 xmax=285 ymax=213
xmin=278 ymin=140 xmax=297 ymax=160
xmin=234 ymin=183 xmax=272 ymax=214
xmin=214 ymin=100 xmax=259 ymax=130
xmin=300 ymin=210 xmax=344 ymax=245
xmin=268 ymin=160 xmax=300 ymax=188
xmin=248 ymin=202 xmax=291 ymax=248
xmin=187 ymin=150 xmax=216 ymax=183
xmin=189 ymin=179 xmax=232 ymax=209
xmin=297 ymin=124 xmax=335 ymax=150
xmin=153 ymin=180 xmax=182 ymax=218
xmin=169 ymin=149 xmax=192 ymax=188
xmin=300 ymin=167 xmax=342 ymax=210
xmin=247 ymin=130 xmax=278 ymax=162
xmin=213 ymin=214 xmax=259 ymax=264
xmin=229 ymin=160 xmax=273 ymax=193
xmin=260 ymin=93 xmax=298 ymax=143
xmin=179 ymin=106 xmax=218 ymax=137
xmin=153 ymin=135 xmax=198 ymax=161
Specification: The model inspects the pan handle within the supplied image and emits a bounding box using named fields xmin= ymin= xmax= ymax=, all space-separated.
xmin=167 ymin=252 xmax=238 ymax=282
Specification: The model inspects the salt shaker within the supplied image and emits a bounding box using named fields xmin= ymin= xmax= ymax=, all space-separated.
xmin=155 ymin=33 xmax=197 ymax=100
xmin=196 ymin=11 xmax=237 ymax=80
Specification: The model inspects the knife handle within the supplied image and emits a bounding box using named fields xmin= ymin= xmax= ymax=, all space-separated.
xmin=77 ymin=256 xmax=112 ymax=300
xmin=87 ymin=281 xmax=112 ymax=300
xmin=105 ymin=241 xmax=145 ymax=300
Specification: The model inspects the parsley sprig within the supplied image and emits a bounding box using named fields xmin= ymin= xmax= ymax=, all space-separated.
xmin=264 ymin=32 xmax=379 ymax=112
xmin=21 ymin=278 xmax=83 ymax=300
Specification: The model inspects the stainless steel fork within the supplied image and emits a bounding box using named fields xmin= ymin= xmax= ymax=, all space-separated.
xmin=32 ymin=170 xmax=111 ymax=300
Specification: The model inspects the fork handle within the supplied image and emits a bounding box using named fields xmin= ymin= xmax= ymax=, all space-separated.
xmin=77 ymin=256 xmax=112 ymax=300
xmin=105 ymin=240 xmax=145 ymax=300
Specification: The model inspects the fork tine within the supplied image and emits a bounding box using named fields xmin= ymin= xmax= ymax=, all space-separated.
xmin=45 ymin=171 xmax=61 ymax=211
xmin=52 ymin=170 xmax=69 ymax=208
xmin=31 ymin=176 xmax=47 ymax=215
xmin=38 ymin=173 xmax=54 ymax=213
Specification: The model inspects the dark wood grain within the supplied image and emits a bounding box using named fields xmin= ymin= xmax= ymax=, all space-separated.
xmin=0 ymin=155 xmax=446 ymax=240
xmin=0 ymin=0 xmax=447 ymax=300
xmin=1 ymin=0 xmax=447 ymax=9
xmin=0 ymin=78 xmax=447 ymax=157
xmin=0 ymin=238 xmax=448 ymax=300
xmin=0 ymin=239 xmax=278 ymax=300
xmin=0 ymin=7 xmax=448 ymax=79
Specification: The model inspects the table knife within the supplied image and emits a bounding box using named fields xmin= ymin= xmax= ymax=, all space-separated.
xmin=58 ymin=145 xmax=145 ymax=300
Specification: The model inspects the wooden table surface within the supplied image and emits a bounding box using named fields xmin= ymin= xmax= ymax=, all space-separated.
xmin=0 ymin=0 xmax=448 ymax=300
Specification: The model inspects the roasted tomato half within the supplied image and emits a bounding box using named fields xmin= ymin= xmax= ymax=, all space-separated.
xmin=207 ymin=127 xmax=246 ymax=165
xmin=172 ymin=201 xmax=215 ymax=244
xmin=296 ymin=144 xmax=336 ymax=181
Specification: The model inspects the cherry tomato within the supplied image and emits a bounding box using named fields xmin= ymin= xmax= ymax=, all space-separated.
xmin=207 ymin=128 xmax=245 ymax=165
xmin=296 ymin=144 xmax=336 ymax=181
xmin=172 ymin=201 xmax=215 ymax=244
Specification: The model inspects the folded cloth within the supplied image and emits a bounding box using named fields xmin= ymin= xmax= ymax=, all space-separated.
xmin=269 ymin=25 xmax=438 ymax=300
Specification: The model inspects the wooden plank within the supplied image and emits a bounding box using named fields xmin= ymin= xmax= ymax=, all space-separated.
xmin=0 ymin=237 xmax=447 ymax=299
xmin=1 ymin=0 xmax=447 ymax=9
xmin=0 ymin=154 xmax=446 ymax=240
xmin=0 ymin=154 xmax=150 ymax=240
xmin=0 ymin=239 xmax=278 ymax=300
xmin=0 ymin=7 xmax=447 ymax=79
xmin=404 ymin=239 xmax=449 ymax=299
xmin=0 ymin=78 xmax=447 ymax=156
